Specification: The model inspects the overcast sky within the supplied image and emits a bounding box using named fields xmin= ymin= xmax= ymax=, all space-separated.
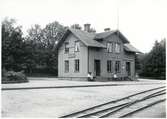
xmin=1 ymin=0 xmax=167 ymax=53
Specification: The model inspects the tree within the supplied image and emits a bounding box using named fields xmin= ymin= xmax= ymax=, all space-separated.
xmin=26 ymin=24 xmax=46 ymax=67
xmin=21 ymin=40 xmax=36 ymax=74
xmin=26 ymin=24 xmax=44 ymax=45
xmin=2 ymin=18 xmax=25 ymax=71
xmin=2 ymin=18 xmax=38 ymax=74
xmin=139 ymin=39 xmax=166 ymax=79
xmin=41 ymin=21 xmax=66 ymax=74
xmin=135 ymin=54 xmax=141 ymax=73
xmin=42 ymin=21 xmax=66 ymax=50
xmin=25 ymin=21 xmax=66 ymax=75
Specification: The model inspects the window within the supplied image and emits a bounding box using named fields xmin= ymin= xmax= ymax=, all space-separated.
xmin=65 ymin=42 xmax=69 ymax=53
xmin=74 ymin=59 xmax=79 ymax=72
xmin=64 ymin=60 xmax=69 ymax=72
xmin=107 ymin=60 xmax=112 ymax=73
xmin=74 ymin=41 xmax=80 ymax=52
xmin=115 ymin=43 xmax=121 ymax=53
xmin=107 ymin=42 xmax=113 ymax=52
xmin=115 ymin=61 xmax=121 ymax=73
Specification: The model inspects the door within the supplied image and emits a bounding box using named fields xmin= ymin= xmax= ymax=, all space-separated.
xmin=126 ymin=62 xmax=131 ymax=76
xmin=94 ymin=60 xmax=101 ymax=76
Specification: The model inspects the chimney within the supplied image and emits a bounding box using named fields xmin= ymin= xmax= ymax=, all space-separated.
xmin=104 ymin=28 xmax=110 ymax=32
xmin=84 ymin=23 xmax=91 ymax=32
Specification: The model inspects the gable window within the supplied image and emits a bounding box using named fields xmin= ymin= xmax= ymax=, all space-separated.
xmin=74 ymin=41 xmax=80 ymax=52
xmin=107 ymin=42 xmax=113 ymax=52
xmin=107 ymin=60 xmax=113 ymax=73
xmin=65 ymin=42 xmax=69 ymax=53
xmin=74 ymin=59 xmax=79 ymax=72
xmin=64 ymin=60 xmax=69 ymax=73
xmin=115 ymin=43 xmax=121 ymax=53
xmin=115 ymin=61 xmax=121 ymax=73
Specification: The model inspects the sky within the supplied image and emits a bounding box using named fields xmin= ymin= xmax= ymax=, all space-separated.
xmin=0 ymin=0 xmax=167 ymax=53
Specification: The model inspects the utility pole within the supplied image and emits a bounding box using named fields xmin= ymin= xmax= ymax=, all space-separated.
xmin=117 ymin=0 xmax=120 ymax=36
xmin=117 ymin=2 xmax=119 ymax=30
xmin=117 ymin=0 xmax=120 ymax=31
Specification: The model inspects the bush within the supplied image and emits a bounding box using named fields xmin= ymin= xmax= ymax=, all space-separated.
xmin=2 ymin=70 xmax=28 ymax=83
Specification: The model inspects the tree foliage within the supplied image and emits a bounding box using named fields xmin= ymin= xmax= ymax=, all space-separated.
xmin=139 ymin=39 xmax=166 ymax=79
xmin=25 ymin=21 xmax=66 ymax=75
xmin=2 ymin=18 xmax=25 ymax=71
xmin=2 ymin=18 xmax=66 ymax=76
xmin=135 ymin=54 xmax=141 ymax=72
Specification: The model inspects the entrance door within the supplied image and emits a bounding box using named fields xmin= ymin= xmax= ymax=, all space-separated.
xmin=126 ymin=62 xmax=131 ymax=76
xmin=94 ymin=60 xmax=101 ymax=76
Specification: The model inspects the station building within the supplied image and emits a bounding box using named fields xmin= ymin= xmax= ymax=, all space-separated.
xmin=56 ymin=24 xmax=140 ymax=81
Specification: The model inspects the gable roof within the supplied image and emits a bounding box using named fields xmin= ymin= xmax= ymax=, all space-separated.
xmin=95 ymin=30 xmax=129 ymax=43
xmin=56 ymin=28 xmax=139 ymax=51
xmin=69 ymin=28 xmax=106 ymax=48
xmin=95 ymin=31 xmax=115 ymax=39
xmin=124 ymin=44 xmax=141 ymax=53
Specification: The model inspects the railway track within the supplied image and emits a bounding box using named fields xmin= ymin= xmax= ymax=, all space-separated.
xmin=60 ymin=86 xmax=166 ymax=118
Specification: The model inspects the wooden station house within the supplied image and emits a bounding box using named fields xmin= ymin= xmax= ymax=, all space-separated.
xmin=56 ymin=24 xmax=140 ymax=81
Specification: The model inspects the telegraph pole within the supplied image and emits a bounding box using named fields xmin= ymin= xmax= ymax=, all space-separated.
xmin=117 ymin=1 xmax=119 ymax=31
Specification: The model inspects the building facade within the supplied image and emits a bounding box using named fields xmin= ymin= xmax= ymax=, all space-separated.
xmin=57 ymin=24 xmax=140 ymax=81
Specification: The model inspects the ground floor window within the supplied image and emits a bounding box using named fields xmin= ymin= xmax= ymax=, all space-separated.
xmin=107 ymin=60 xmax=113 ymax=73
xmin=115 ymin=61 xmax=121 ymax=73
xmin=74 ymin=59 xmax=80 ymax=72
xmin=64 ymin=60 xmax=69 ymax=73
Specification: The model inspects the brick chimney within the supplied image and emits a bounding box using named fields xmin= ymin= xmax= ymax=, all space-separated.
xmin=84 ymin=23 xmax=91 ymax=32
xmin=104 ymin=28 xmax=110 ymax=32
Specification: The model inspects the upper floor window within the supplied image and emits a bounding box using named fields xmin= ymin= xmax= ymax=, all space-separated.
xmin=65 ymin=42 xmax=69 ymax=53
xmin=74 ymin=59 xmax=80 ymax=72
xmin=107 ymin=60 xmax=113 ymax=73
xmin=115 ymin=61 xmax=121 ymax=73
xmin=64 ymin=60 xmax=69 ymax=73
xmin=74 ymin=41 xmax=80 ymax=52
xmin=107 ymin=42 xmax=113 ymax=52
xmin=115 ymin=43 xmax=121 ymax=53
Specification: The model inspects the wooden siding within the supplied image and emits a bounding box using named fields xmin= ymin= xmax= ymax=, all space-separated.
xmin=58 ymin=32 xmax=136 ymax=80
xmin=88 ymin=34 xmax=135 ymax=79
xmin=58 ymin=33 xmax=88 ymax=77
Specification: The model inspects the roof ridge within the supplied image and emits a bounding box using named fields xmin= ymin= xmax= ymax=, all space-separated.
xmin=95 ymin=30 xmax=116 ymax=34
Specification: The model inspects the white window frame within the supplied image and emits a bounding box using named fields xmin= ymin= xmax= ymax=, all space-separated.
xmin=65 ymin=42 xmax=69 ymax=53
xmin=107 ymin=42 xmax=113 ymax=53
xmin=74 ymin=59 xmax=80 ymax=72
xmin=107 ymin=60 xmax=113 ymax=73
xmin=115 ymin=61 xmax=121 ymax=73
xmin=74 ymin=41 xmax=80 ymax=52
xmin=115 ymin=43 xmax=121 ymax=53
